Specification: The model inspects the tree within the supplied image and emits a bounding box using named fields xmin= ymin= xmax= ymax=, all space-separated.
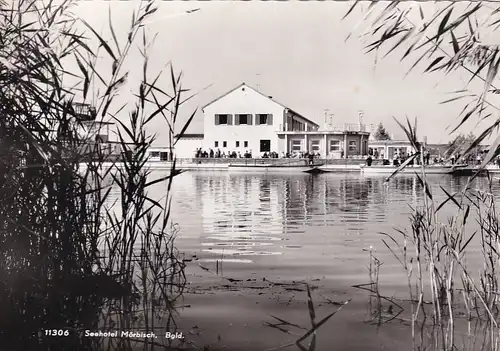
xmin=374 ymin=122 xmax=392 ymax=140
xmin=344 ymin=2 xmax=499 ymax=165
xmin=446 ymin=132 xmax=477 ymax=157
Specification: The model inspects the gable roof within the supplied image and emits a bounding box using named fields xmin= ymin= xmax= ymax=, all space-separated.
xmin=201 ymin=82 xmax=319 ymax=127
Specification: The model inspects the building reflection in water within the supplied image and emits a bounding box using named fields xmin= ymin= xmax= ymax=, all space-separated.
xmin=192 ymin=173 xmax=423 ymax=260
xmin=110 ymin=170 xmax=485 ymax=270
xmin=173 ymin=171 xmax=500 ymax=280
xmin=195 ymin=173 xmax=285 ymax=261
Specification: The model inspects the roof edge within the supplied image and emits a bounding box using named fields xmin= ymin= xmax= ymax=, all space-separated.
xmin=202 ymin=82 xmax=319 ymax=127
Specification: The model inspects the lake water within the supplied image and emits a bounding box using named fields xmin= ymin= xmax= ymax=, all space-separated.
xmin=152 ymin=171 xmax=499 ymax=295
xmin=101 ymin=171 xmax=500 ymax=350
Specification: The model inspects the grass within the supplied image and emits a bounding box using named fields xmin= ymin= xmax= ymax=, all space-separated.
xmin=347 ymin=118 xmax=500 ymax=351
xmin=0 ymin=0 xmax=195 ymax=350
xmin=340 ymin=4 xmax=500 ymax=349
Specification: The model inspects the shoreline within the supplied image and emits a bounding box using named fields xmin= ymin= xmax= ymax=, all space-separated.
xmin=78 ymin=159 xmax=500 ymax=174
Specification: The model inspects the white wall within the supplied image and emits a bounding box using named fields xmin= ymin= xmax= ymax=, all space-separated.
xmin=175 ymin=138 xmax=203 ymax=159
xmin=203 ymin=85 xmax=284 ymax=156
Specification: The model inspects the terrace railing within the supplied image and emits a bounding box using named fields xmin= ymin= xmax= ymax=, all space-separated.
xmin=277 ymin=123 xmax=367 ymax=133
xmin=169 ymin=157 xmax=378 ymax=166
xmin=323 ymin=123 xmax=367 ymax=132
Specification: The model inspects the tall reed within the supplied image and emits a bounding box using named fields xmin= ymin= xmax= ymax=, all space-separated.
xmin=0 ymin=1 xmax=193 ymax=350
xmin=372 ymin=118 xmax=500 ymax=351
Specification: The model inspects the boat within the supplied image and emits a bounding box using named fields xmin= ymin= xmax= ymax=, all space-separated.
xmin=359 ymin=164 xmax=468 ymax=175
xmin=228 ymin=162 xmax=323 ymax=173
xmin=315 ymin=164 xmax=363 ymax=173
xmin=448 ymin=166 xmax=500 ymax=177
xmin=303 ymin=167 xmax=328 ymax=174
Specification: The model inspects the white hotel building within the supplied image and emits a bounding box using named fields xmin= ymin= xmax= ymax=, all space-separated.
xmin=176 ymin=83 xmax=370 ymax=159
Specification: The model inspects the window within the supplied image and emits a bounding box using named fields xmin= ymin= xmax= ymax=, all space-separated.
xmin=291 ymin=140 xmax=302 ymax=152
xmin=349 ymin=140 xmax=357 ymax=151
xmin=260 ymin=140 xmax=271 ymax=152
xmin=160 ymin=152 xmax=169 ymax=161
xmin=96 ymin=134 xmax=108 ymax=142
xmin=329 ymin=140 xmax=340 ymax=152
xmin=236 ymin=141 xmax=240 ymax=147
xmin=150 ymin=151 xmax=160 ymax=158
xmin=223 ymin=141 xmax=227 ymax=148
xmin=235 ymin=114 xmax=252 ymax=125
xmin=214 ymin=141 xmax=219 ymax=147
xmin=258 ymin=114 xmax=267 ymax=125
xmin=215 ymin=114 xmax=232 ymax=125
xmin=257 ymin=114 xmax=273 ymax=125
xmin=244 ymin=141 xmax=248 ymax=148
xmin=310 ymin=140 xmax=320 ymax=152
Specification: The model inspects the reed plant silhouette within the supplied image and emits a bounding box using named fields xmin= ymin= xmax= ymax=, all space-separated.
xmin=351 ymin=117 xmax=500 ymax=351
xmin=342 ymin=3 xmax=500 ymax=350
xmin=0 ymin=1 xmax=195 ymax=350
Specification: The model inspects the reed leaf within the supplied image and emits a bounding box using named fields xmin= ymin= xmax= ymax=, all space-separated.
xmin=414 ymin=172 xmax=433 ymax=201
xmin=435 ymin=186 xmax=462 ymax=213
xmin=80 ymin=18 xmax=117 ymax=62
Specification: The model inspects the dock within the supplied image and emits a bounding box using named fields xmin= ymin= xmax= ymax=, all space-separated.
xmin=79 ymin=158 xmax=500 ymax=175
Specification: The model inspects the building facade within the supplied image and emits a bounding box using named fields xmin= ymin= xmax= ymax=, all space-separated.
xmin=173 ymin=134 xmax=204 ymax=159
xmin=67 ymin=102 xmax=116 ymax=157
xmin=200 ymin=83 xmax=369 ymax=158
xmin=277 ymin=125 xmax=370 ymax=158
xmin=202 ymin=82 xmax=317 ymax=157
xmin=368 ymin=140 xmax=420 ymax=159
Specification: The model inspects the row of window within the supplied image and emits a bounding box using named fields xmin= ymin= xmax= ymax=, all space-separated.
xmin=214 ymin=140 xmax=272 ymax=152
xmin=149 ymin=151 xmax=171 ymax=161
xmin=290 ymin=139 xmax=357 ymax=152
xmin=215 ymin=140 xmax=249 ymax=148
xmin=214 ymin=114 xmax=274 ymax=126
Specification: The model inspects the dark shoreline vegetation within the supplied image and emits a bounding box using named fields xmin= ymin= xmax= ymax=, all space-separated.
xmin=0 ymin=1 xmax=193 ymax=349
xmin=341 ymin=2 xmax=500 ymax=351
xmin=4 ymin=0 xmax=500 ymax=351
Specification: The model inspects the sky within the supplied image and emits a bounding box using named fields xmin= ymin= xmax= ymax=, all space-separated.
xmin=66 ymin=1 xmax=500 ymax=145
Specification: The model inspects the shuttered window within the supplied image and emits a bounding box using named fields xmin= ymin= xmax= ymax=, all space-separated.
xmin=256 ymin=114 xmax=273 ymax=125
xmin=215 ymin=114 xmax=229 ymax=125
xmin=257 ymin=114 xmax=267 ymax=125
xmin=236 ymin=114 xmax=252 ymax=125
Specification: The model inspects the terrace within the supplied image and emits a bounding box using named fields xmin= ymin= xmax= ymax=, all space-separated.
xmin=277 ymin=123 xmax=368 ymax=134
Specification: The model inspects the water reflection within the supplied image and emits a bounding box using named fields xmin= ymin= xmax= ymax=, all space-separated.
xmin=149 ymin=173 xmax=500 ymax=266
xmin=186 ymin=173 xmax=444 ymax=261
xmin=104 ymin=172 xmax=500 ymax=286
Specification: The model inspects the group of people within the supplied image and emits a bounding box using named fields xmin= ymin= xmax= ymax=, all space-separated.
xmin=365 ymin=148 xmax=494 ymax=167
xmin=366 ymin=150 xmax=433 ymax=167
xmin=194 ymin=148 xmax=322 ymax=160
xmin=195 ymin=148 xmax=253 ymax=159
